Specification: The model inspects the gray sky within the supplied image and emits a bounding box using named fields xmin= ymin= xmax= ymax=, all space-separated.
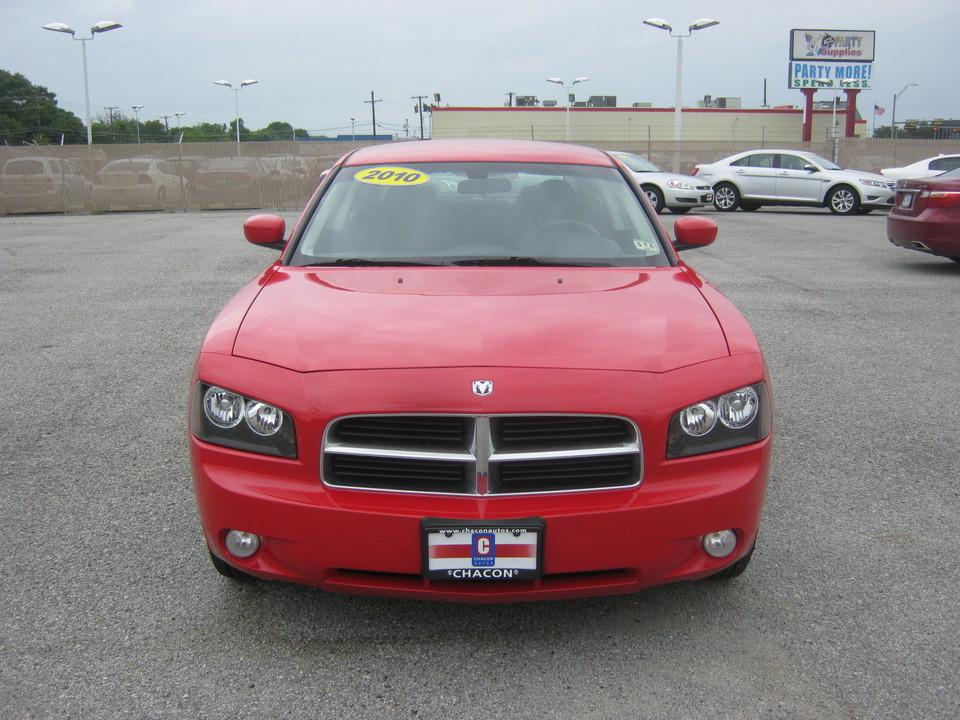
xmin=3 ymin=0 xmax=958 ymax=138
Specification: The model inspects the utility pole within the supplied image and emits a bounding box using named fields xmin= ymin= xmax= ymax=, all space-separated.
xmin=412 ymin=95 xmax=428 ymax=139
xmin=159 ymin=115 xmax=172 ymax=142
xmin=105 ymin=105 xmax=118 ymax=142
xmin=364 ymin=91 xmax=381 ymax=140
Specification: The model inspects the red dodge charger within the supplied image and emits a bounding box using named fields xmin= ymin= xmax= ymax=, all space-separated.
xmin=189 ymin=139 xmax=772 ymax=602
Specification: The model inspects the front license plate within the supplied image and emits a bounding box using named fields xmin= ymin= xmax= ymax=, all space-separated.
xmin=421 ymin=518 xmax=544 ymax=581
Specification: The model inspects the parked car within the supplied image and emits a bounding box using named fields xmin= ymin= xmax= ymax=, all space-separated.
xmin=189 ymin=139 xmax=773 ymax=603
xmin=609 ymin=151 xmax=713 ymax=213
xmin=694 ymin=149 xmax=894 ymax=214
xmin=886 ymin=167 xmax=960 ymax=262
xmin=0 ymin=156 xmax=92 ymax=213
xmin=263 ymin=156 xmax=318 ymax=202
xmin=93 ymin=158 xmax=183 ymax=210
xmin=193 ymin=157 xmax=268 ymax=208
xmin=881 ymin=154 xmax=960 ymax=181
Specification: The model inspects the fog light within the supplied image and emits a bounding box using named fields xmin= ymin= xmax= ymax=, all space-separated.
xmin=703 ymin=530 xmax=737 ymax=558
xmin=225 ymin=530 xmax=260 ymax=559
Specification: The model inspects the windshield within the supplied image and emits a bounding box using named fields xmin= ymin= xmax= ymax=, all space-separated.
xmin=289 ymin=161 xmax=669 ymax=268
xmin=611 ymin=153 xmax=661 ymax=173
xmin=806 ymin=154 xmax=842 ymax=171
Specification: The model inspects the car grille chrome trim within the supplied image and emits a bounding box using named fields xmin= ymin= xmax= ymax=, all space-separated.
xmin=322 ymin=414 xmax=642 ymax=495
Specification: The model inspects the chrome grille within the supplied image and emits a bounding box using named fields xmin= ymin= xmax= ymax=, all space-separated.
xmin=322 ymin=414 xmax=642 ymax=495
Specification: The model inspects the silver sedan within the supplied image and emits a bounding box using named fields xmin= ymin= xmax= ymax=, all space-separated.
xmin=610 ymin=151 xmax=713 ymax=214
xmin=694 ymin=149 xmax=894 ymax=215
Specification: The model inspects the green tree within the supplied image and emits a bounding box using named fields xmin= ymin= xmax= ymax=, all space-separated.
xmin=0 ymin=69 xmax=84 ymax=145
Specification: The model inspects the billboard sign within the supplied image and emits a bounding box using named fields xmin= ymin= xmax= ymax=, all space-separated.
xmin=790 ymin=29 xmax=875 ymax=62
xmin=789 ymin=61 xmax=873 ymax=89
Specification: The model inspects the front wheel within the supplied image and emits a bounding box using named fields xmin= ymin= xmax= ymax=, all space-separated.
xmin=641 ymin=184 xmax=665 ymax=214
xmin=713 ymin=182 xmax=741 ymax=212
xmin=827 ymin=185 xmax=860 ymax=215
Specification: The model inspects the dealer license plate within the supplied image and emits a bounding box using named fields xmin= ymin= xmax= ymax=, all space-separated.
xmin=421 ymin=518 xmax=544 ymax=581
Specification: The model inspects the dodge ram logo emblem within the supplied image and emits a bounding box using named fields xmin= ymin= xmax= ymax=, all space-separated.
xmin=472 ymin=380 xmax=494 ymax=396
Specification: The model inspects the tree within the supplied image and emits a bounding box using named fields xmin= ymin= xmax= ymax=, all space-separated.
xmin=0 ymin=69 xmax=84 ymax=145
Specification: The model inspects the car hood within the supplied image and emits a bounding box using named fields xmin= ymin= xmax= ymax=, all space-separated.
xmin=229 ymin=267 xmax=731 ymax=373
xmin=835 ymin=168 xmax=890 ymax=182
xmin=633 ymin=171 xmax=709 ymax=187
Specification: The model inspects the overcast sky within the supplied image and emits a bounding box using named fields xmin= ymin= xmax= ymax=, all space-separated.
xmin=3 ymin=0 xmax=958 ymax=138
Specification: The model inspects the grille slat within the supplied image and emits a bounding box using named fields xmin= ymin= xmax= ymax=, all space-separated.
xmin=323 ymin=414 xmax=641 ymax=495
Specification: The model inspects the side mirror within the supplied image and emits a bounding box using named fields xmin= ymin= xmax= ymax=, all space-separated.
xmin=244 ymin=214 xmax=287 ymax=250
xmin=803 ymin=164 xmax=819 ymax=172
xmin=672 ymin=215 xmax=717 ymax=251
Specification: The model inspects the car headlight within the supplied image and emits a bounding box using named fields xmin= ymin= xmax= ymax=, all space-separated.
xmin=667 ymin=179 xmax=696 ymax=190
xmin=192 ymin=383 xmax=297 ymax=458
xmin=667 ymin=383 xmax=771 ymax=458
xmin=859 ymin=179 xmax=886 ymax=188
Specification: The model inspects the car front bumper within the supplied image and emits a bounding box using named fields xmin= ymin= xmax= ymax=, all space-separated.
xmin=190 ymin=356 xmax=771 ymax=602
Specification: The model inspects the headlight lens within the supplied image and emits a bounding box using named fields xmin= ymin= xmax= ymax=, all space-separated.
xmin=717 ymin=386 xmax=759 ymax=429
xmin=679 ymin=402 xmax=717 ymax=436
xmin=667 ymin=179 xmax=695 ymax=190
xmin=668 ymin=383 xmax=770 ymax=458
xmin=193 ymin=383 xmax=297 ymax=458
xmin=859 ymin=179 xmax=885 ymax=188
xmin=203 ymin=387 xmax=245 ymax=428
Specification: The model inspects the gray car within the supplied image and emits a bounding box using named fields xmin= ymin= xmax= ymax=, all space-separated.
xmin=610 ymin=151 xmax=713 ymax=214
xmin=694 ymin=149 xmax=895 ymax=215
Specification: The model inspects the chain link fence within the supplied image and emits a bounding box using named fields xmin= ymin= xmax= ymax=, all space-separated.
xmin=0 ymin=138 xmax=953 ymax=215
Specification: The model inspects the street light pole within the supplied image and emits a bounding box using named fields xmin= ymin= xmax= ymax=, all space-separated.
xmin=546 ymin=77 xmax=589 ymax=140
xmin=214 ymin=79 xmax=258 ymax=143
xmin=42 ymin=20 xmax=123 ymax=145
xmin=642 ymin=18 xmax=719 ymax=141
xmin=891 ymin=82 xmax=918 ymax=140
xmin=132 ymin=105 xmax=143 ymax=143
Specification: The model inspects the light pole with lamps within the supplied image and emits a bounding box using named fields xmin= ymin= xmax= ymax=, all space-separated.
xmin=42 ymin=20 xmax=123 ymax=145
xmin=642 ymin=18 xmax=719 ymax=141
xmin=214 ymin=79 xmax=258 ymax=143
xmin=349 ymin=117 xmax=357 ymax=140
xmin=891 ymin=82 xmax=918 ymax=140
xmin=546 ymin=76 xmax=589 ymax=140
xmin=132 ymin=104 xmax=143 ymax=144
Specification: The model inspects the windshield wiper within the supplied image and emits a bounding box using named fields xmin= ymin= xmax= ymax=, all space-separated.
xmin=449 ymin=256 xmax=612 ymax=267
xmin=302 ymin=258 xmax=443 ymax=267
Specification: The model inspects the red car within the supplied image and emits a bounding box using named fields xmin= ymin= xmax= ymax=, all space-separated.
xmin=189 ymin=139 xmax=772 ymax=603
xmin=887 ymin=167 xmax=960 ymax=262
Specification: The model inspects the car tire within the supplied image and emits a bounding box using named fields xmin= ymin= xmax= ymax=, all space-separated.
xmin=713 ymin=182 xmax=741 ymax=212
xmin=208 ymin=550 xmax=255 ymax=581
xmin=708 ymin=546 xmax=754 ymax=580
xmin=642 ymin=184 xmax=665 ymax=214
xmin=827 ymin=185 xmax=860 ymax=215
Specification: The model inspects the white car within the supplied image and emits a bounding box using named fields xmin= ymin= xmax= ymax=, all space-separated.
xmin=0 ymin=156 xmax=92 ymax=213
xmin=881 ymin=154 xmax=960 ymax=181
xmin=694 ymin=149 xmax=895 ymax=215
xmin=610 ymin=151 xmax=713 ymax=213
xmin=93 ymin=158 xmax=184 ymax=210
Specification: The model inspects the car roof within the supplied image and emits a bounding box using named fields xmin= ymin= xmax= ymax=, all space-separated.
xmin=342 ymin=139 xmax=617 ymax=167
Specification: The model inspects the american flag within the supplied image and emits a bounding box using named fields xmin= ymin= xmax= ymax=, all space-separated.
xmin=874 ymin=105 xmax=886 ymax=116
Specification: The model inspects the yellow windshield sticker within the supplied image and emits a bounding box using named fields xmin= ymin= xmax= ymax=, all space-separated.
xmin=354 ymin=167 xmax=430 ymax=186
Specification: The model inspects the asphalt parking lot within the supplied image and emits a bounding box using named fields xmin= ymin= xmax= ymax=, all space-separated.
xmin=1 ymin=208 xmax=957 ymax=719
